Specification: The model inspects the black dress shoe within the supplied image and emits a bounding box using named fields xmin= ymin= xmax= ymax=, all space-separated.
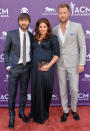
xmin=71 ymin=111 xmax=80 ymax=120
xmin=40 ymin=120 xmax=45 ymax=124
xmin=19 ymin=113 xmax=29 ymax=122
xmin=8 ymin=116 xmax=15 ymax=129
xmin=28 ymin=112 xmax=33 ymax=119
xmin=61 ymin=113 xmax=69 ymax=122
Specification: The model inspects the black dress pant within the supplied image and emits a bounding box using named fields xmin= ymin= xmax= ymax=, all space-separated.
xmin=8 ymin=62 xmax=31 ymax=116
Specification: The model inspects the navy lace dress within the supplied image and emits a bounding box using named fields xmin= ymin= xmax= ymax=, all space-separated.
xmin=31 ymin=35 xmax=60 ymax=123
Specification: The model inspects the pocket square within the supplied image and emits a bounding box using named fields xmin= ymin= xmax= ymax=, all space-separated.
xmin=69 ymin=32 xmax=75 ymax=35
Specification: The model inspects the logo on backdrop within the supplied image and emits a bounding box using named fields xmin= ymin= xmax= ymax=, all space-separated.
xmin=0 ymin=31 xmax=7 ymax=40
xmin=78 ymin=92 xmax=89 ymax=101
xmin=4 ymin=74 xmax=9 ymax=82
xmin=21 ymin=7 xmax=29 ymax=13
xmin=0 ymin=54 xmax=4 ymax=63
xmin=52 ymin=94 xmax=59 ymax=101
xmin=0 ymin=94 xmax=8 ymax=102
xmin=0 ymin=8 xmax=9 ymax=18
xmin=85 ymin=30 xmax=90 ymax=38
xmin=42 ymin=7 xmax=57 ymax=15
xmin=86 ymin=53 xmax=90 ymax=62
xmin=27 ymin=94 xmax=31 ymax=101
xmin=70 ymin=2 xmax=90 ymax=16
xmin=81 ymin=73 xmax=90 ymax=81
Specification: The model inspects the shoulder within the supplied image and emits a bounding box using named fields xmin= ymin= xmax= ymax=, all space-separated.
xmin=7 ymin=29 xmax=19 ymax=37
xmin=7 ymin=29 xmax=18 ymax=34
xmin=53 ymin=24 xmax=59 ymax=32
xmin=51 ymin=34 xmax=58 ymax=39
xmin=52 ymin=24 xmax=59 ymax=36
xmin=70 ymin=21 xmax=82 ymax=28
xmin=50 ymin=34 xmax=58 ymax=43
xmin=28 ymin=31 xmax=33 ymax=37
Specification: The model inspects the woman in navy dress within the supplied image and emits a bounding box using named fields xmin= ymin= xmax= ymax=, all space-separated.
xmin=28 ymin=18 xmax=60 ymax=124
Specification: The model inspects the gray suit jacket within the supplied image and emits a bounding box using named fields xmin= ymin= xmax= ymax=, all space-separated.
xmin=52 ymin=21 xmax=86 ymax=67
xmin=3 ymin=29 xmax=33 ymax=68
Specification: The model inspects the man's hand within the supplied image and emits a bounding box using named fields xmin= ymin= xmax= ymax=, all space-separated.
xmin=6 ymin=66 xmax=11 ymax=72
xmin=77 ymin=65 xmax=84 ymax=74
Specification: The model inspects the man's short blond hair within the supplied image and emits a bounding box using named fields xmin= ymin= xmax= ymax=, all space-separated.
xmin=58 ymin=3 xmax=70 ymax=11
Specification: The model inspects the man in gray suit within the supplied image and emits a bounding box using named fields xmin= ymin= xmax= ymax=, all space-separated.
xmin=3 ymin=13 xmax=33 ymax=128
xmin=53 ymin=3 xmax=86 ymax=122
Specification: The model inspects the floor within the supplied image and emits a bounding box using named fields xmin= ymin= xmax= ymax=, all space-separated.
xmin=0 ymin=106 xmax=90 ymax=131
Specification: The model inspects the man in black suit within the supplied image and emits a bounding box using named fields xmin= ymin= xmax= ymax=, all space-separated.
xmin=3 ymin=13 xmax=33 ymax=128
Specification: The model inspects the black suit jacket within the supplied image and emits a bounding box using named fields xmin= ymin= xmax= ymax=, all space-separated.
xmin=3 ymin=29 xmax=33 ymax=68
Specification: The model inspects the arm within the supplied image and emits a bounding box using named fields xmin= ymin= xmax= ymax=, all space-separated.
xmin=77 ymin=24 xmax=86 ymax=73
xmin=3 ymin=32 xmax=12 ymax=69
xmin=40 ymin=35 xmax=60 ymax=71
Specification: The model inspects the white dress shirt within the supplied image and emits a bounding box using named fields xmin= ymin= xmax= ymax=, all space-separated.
xmin=18 ymin=28 xmax=31 ymax=64
xmin=58 ymin=20 xmax=70 ymax=44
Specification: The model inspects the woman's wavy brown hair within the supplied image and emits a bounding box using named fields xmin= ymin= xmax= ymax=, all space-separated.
xmin=34 ymin=18 xmax=52 ymax=41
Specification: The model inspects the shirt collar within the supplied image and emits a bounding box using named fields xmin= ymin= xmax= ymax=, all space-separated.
xmin=19 ymin=28 xmax=28 ymax=35
xmin=60 ymin=20 xmax=70 ymax=29
xmin=66 ymin=20 xmax=70 ymax=29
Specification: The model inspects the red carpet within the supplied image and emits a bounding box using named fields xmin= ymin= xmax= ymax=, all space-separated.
xmin=0 ymin=106 xmax=90 ymax=131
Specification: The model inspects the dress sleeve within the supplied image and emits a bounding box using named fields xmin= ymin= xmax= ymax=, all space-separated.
xmin=51 ymin=35 xmax=60 ymax=57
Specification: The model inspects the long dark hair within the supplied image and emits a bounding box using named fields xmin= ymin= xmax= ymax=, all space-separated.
xmin=34 ymin=18 xmax=52 ymax=41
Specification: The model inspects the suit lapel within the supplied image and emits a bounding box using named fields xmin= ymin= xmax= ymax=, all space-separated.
xmin=63 ymin=21 xmax=71 ymax=46
xmin=28 ymin=31 xmax=32 ymax=50
xmin=15 ymin=29 xmax=32 ymax=58
xmin=57 ymin=25 xmax=63 ymax=45
xmin=28 ymin=32 xmax=32 ymax=42
xmin=57 ymin=21 xmax=72 ymax=47
xmin=16 ymin=29 xmax=20 ymax=56
xmin=16 ymin=29 xmax=20 ymax=44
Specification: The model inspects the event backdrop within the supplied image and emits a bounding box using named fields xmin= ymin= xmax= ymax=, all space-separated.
xmin=0 ymin=0 xmax=90 ymax=107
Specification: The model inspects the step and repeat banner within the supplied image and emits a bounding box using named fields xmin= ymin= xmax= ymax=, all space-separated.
xmin=0 ymin=0 xmax=90 ymax=107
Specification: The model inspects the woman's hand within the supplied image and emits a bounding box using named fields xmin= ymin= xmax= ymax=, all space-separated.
xmin=40 ymin=56 xmax=59 ymax=72
xmin=40 ymin=64 xmax=51 ymax=72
